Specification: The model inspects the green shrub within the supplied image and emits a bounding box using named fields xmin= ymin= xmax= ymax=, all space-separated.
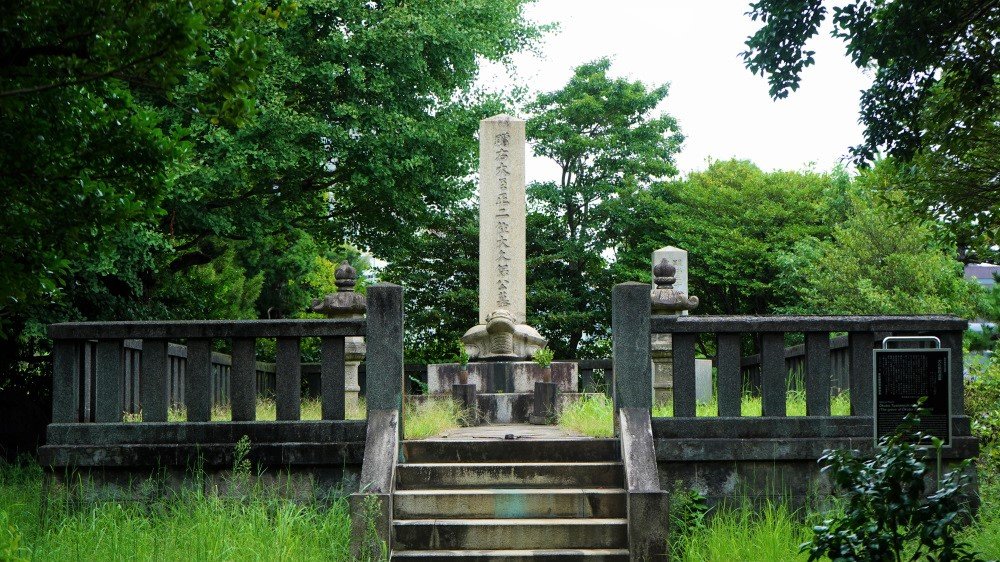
xmin=803 ymin=411 xmax=981 ymax=561
xmin=966 ymin=352 xmax=1000 ymax=483
xmin=669 ymin=483 xmax=711 ymax=551
xmin=532 ymin=347 xmax=554 ymax=368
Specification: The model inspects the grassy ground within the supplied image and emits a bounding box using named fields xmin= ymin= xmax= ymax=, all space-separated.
xmin=403 ymin=397 xmax=466 ymax=440
xmin=0 ymin=459 xmax=353 ymax=561
xmin=6 ymin=394 xmax=994 ymax=560
xmin=672 ymin=478 xmax=1000 ymax=561
xmin=0 ymin=397 xmax=463 ymax=560
xmin=123 ymin=397 xmax=367 ymax=422
xmin=560 ymin=394 xmax=999 ymax=561
xmin=558 ymin=391 xmax=853 ymax=438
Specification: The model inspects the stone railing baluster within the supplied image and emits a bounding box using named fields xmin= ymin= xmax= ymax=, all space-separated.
xmin=805 ymin=332 xmax=831 ymax=417
xmin=716 ymin=333 xmax=741 ymax=417
xmin=231 ymin=337 xmax=256 ymax=421
xmin=51 ymin=341 xmax=80 ymax=423
xmin=95 ymin=340 xmax=124 ymax=422
xmin=761 ymin=332 xmax=786 ymax=417
xmin=141 ymin=340 xmax=169 ymax=422
xmin=848 ymin=331 xmax=874 ymax=416
xmin=321 ymin=336 xmax=346 ymax=420
xmin=186 ymin=339 xmax=213 ymax=422
xmin=276 ymin=337 xmax=302 ymax=421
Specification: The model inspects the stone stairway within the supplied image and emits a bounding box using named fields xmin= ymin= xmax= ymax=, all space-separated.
xmin=391 ymin=436 xmax=629 ymax=561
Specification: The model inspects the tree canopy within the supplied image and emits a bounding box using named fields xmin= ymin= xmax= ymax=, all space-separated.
xmin=742 ymin=0 xmax=1000 ymax=163
xmin=525 ymin=58 xmax=683 ymax=357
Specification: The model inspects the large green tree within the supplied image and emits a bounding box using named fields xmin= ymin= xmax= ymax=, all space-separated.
xmin=742 ymin=2 xmax=1000 ymax=259
xmin=742 ymin=0 xmax=1000 ymax=163
xmin=0 ymin=0 xmax=545 ymax=454
xmin=381 ymin=203 xmax=479 ymax=364
xmin=0 ymin=0 xmax=269 ymax=327
xmin=776 ymin=182 xmax=978 ymax=317
xmin=613 ymin=159 xmax=842 ymax=315
xmin=525 ymin=58 xmax=683 ymax=357
xmin=156 ymin=0 xmax=545 ymax=318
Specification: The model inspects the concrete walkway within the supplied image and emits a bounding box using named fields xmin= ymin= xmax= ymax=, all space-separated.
xmin=430 ymin=423 xmax=591 ymax=440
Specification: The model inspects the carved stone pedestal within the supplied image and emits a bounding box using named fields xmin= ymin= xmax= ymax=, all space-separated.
xmin=529 ymin=381 xmax=558 ymax=425
xmin=345 ymin=336 xmax=365 ymax=414
xmin=452 ymin=383 xmax=477 ymax=426
xmin=652 ymin=333 xmax=673 ymax=405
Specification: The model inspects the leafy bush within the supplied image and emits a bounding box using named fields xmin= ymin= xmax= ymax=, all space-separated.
xmin=966 ymin=351 xmax=1000 ymax=477
xmin=669 ymin=483 xmax=711 ymax=549
xmin=532 ymin=347 xmax=555 ymax=368
xmin=803 ymin=412 xmax=981 ymax=561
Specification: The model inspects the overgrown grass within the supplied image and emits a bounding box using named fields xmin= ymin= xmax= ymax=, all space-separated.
xmin=124 ymin=397 xmax=367 ymax=422
xmin=674 ymin=500 xmax=813 ymax=561
xmin=403 ymin=398 xmax=467 ymax=440
xmin=559 ymin=394 xmax=615 ymax=437
xmin=0 ymin=458 xmax=354 ymax=561
xmin=559 ymin=391 xmax=852 ymax=438
xmin=668 ymin=477 xmax=1000 ymax=561
xmin=652 ymin=390 xmax=852 ymax=418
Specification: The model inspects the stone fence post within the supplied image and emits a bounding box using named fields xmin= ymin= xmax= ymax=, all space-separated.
xmin=612 ymin=283 xmax=653 ymax=417
xmin=310 ymin=261 xmax=368 ymax=416
xmin=365 ymin=284 xmax=404 ymax=433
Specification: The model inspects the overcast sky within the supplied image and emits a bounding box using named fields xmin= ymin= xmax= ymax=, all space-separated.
xmin=478 ymin=0 xmax=872 ymax=179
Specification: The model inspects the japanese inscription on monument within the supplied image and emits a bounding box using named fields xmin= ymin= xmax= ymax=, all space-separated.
xmin=874 ymin=346 xmax=952 ymax=446
xmin=461 ymin=114 xmax=545 ymax=359
xmin=477 ymin=115 xmax=526 ymax=324
xmin=494 ymin=130 xmax=512 ymax=309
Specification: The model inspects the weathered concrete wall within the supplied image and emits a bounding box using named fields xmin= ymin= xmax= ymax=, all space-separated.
xmin=427 ymin=361 xmax=578 ymax=393
xmin=48 ymin=465 xmax=363 ymax=501
xmin=41 ymin=420 xmax=367 ymax=498
xmin=653 ymin=416 xmax=980 ymax=510
xmin=407 ymin=392 xmax=602 ymax=424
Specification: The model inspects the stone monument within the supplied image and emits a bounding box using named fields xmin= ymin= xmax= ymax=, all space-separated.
xmin=310 ymin=261 xmax=366 ymax=412
xmin=424 ymin=115 xmax=579 ymax=423
xmin=650 ymin=250 xmax=699 ymax=403
xmin=461 ymin=115 xmax=546 ymax=359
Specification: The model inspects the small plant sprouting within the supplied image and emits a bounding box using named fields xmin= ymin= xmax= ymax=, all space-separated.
xmin=532 ymin=347 xmax=554 ymax=368
xmin=456 ymin=339 xmax=470 ymax=368
xmin=233 ymin=435 xmax=252 ymax=477
xmin=360 ymin=493 xmax=389 ymax=562
xmin=669 ymin=482 xmax=711 ymax=548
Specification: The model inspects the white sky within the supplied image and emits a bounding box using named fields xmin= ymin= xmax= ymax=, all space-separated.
xmin=478 ymin=0 xmax=872 ymax=179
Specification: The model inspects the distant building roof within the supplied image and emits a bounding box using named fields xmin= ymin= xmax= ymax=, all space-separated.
xmin=965 ymin=263 xmax=1000 ymax=287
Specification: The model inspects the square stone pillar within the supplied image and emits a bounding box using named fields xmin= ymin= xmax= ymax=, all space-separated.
xmin=651 ymin=333 xmax=673 ymax=404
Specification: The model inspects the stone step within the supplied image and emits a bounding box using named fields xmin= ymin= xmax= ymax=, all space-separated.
xmin=402 ymin=438 xmax=619 ymax=463
xmin=395 ymin=462 xmax=624 ymax=490
xmin=391 ymin=548 xmax=630 ymax=561
xmin=393 ymin=488 xmax=626 ymax=519
xmin=392 ymin=518 xmax=629 ymax=551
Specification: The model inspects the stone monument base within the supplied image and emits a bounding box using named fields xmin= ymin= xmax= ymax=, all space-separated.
xmin=461 ymin=321 xmax=546 ymax=361
xmin=407 ymin=392 xmax=599 ymax=425
xmin=427 ymin=361 xmax=577 ymax=394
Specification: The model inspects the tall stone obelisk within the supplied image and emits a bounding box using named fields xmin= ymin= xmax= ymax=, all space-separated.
xmin=462 ymin=115 xmax=546 ymax=359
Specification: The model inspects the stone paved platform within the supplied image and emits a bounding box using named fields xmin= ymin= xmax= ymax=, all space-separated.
xmin=430 ymin=423 xmax=590 ymax=440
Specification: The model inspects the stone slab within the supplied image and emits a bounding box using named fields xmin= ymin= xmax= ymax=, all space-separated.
xmin=478 ymin=115 xmax=527 ymax=324
xmin=650 ymin=315 xmax=967 ymax=334
xmin=427 ymin=361 xmax=577 ymax=394
xmin=695 ymin=358 xmax=713 ymax=404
